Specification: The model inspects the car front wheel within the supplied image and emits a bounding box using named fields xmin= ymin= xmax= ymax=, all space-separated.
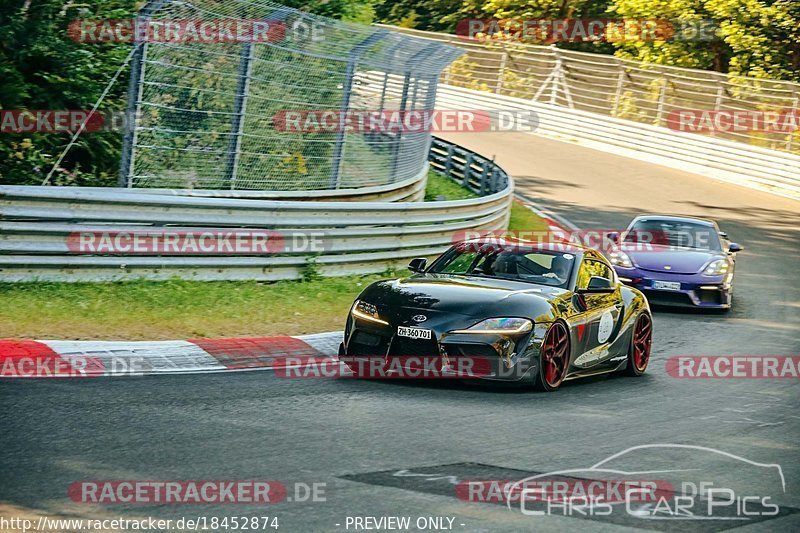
xmin=533 ymin=321 xmax=570 ymax=391
xmin=624 ymin=312 xmax=652 ymax=376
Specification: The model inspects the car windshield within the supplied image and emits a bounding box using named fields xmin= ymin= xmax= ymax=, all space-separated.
xmin=430 ymin=244 xmax=576 ymax=288
xmin=625 ymin=220 xmax=722 ymax=251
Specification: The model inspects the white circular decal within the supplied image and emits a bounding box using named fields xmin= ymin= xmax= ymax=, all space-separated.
xmin=597 ymin=311 xmax=614 ymax=344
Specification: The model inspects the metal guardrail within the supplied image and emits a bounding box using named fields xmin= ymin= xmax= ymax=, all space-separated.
xmin=433 ymin=84 xmax=800 ymax=199
xmin=0 ymin=138 xmax=512 ymax=282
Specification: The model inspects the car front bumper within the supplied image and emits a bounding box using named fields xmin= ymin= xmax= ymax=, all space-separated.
xmin=341 ymin=315 xmax=548 ymax=382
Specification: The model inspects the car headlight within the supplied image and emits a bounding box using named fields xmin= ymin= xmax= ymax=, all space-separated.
xmin=451 ymin=318 xmax=532 ymax=334
xmin=609 ymin=249 xmax=633 ymax=268
xmin=703 ymin=259 xmax=729 ymax=276
xmin=351 ymin=300 xmax=388 ymax=325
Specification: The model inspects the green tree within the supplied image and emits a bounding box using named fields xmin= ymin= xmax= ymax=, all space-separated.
xmin=372 ymin=0 xmax=465 ymax=31
xmin=610 ymin=0 xmax=799 ymax=81
xmin=375 ymin=0 xmax=799 ymax=82
xmin=0 ymin=0 xmax=135 ymax=185
xmin=374 ymin=0 xmax=615 ymax=52
xmin=0 ymin=0 xmax=374 ymax=186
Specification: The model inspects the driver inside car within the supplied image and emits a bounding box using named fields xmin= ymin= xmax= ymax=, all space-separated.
xmin=543 ymin=254 xmax=571 ymax=283
xmin=491 ymin=252 xmax=520 ymax=278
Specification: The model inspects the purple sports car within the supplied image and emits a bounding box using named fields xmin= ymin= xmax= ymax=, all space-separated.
xmin=606 ymin=215 xmax=743 ymax=310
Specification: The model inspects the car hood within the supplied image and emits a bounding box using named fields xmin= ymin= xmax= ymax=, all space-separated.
xmin=627 ymin=247 xmax=720 ymax=274
xmin=359 ymin=274 xmax=567 ymax=320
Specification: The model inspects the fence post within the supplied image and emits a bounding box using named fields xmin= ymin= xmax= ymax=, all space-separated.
xmin=655 ymin=76 xmax=668 ymax=126
xmin=119 ymin=0 xmax=173 ymax=188
xmin=225 ymin=8 xmax=294 ymax=189
xmin=378 ymin=71 xmax=390 ymax=112
xmin=444 ymin=145 xmax=454 ymax=176
xmin=118 ymin=41 xmax=147 ymax=188
xmin=224 ymin=41 xmax=255 ymax=189
xmin=549 ymin=46 xmax=561 ymax=105
xmin=532 ymin=46 xmax=558 ymax=103
xmin=421 ymin=75 xmax=438 ymax=172
xmin=479 ymin=161 xmax=490 ymax=194
xmin=389 ymin=44 xmax=439 ymax=182
xmin=713 ymin=85 xmax=724 ymax=112
xmin=389 ymin=71 xmax=412 ymax=181
xmin=329 ymin=29 xmax=388 ymax=189
xmin=496 ymin=50 xmax=507 ymax=94
xmin=463 ymin=153 xmax=473 ymax=188
xmin=611 ymin=59 xmax=625 ymax=117
xmin=788 ymin=93 xmax=799 ymax=152
xmin=710 ymin=82 xmax=725 ymax=137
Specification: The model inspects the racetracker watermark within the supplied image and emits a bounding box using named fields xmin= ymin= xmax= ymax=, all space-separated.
xmin=67 ymin=230 xmax=325 ymax=255
xmin=274 ymin=356 xmax=492 ymax=379
xmin=68 ymin=19 xmax=326 ymax=43
xmin=0 ymin=355 xmax=103 ymax=378
xmin=667 ymin=109 xmax=800 ymax=133
xmin=68 ymin=480 xmax=325 ymax=504
xmin=457 ymin=478 xmax=673 ymax=504
xmin=453 ymin=229 xmax=717 ymax=253
xmin=272 ymin=110 xmax=539 ymax=133
xmin=0 ymin=110 xmax=111 ymax=133
xmin=456 ymin=19 xmax=718 ymax=43
xmin=666 ymin=356 xmax=800 ymax=378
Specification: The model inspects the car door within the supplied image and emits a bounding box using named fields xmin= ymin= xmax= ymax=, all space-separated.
xmin=571 ymin=258 xmax=623 ymax=369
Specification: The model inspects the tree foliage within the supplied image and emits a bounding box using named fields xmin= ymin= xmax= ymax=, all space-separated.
xmin=0 ymin=0 xmax=135 ymax=185
xmin=374 ymin=0 xmax=800 ymax=82
xmin=611 ymin=0 xmax=800 ymax=81
xmin=0 ymin=0 xmax=373 ymax=186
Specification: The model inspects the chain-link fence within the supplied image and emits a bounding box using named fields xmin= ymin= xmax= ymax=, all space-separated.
xmin=121 ymin=1 xmax=463 ymax=190
xmin=388 ymin=26 xmax=800 ymax=156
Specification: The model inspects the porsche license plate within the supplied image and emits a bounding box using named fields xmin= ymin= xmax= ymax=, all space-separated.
xmin=653 ymin=280 xmax=681 ymax=290
xmin=397 ymin=326 xmax=432 ymax=340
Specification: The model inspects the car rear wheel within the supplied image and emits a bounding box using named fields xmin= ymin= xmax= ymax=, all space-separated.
xmin=534 ymin=321 xmax=570 ymax=391
xmin=624 ymin=312 xmax=652 ymax=376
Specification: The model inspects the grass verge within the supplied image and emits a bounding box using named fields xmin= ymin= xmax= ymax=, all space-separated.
xmin=1 ymin=174 xmax=547 ymax=340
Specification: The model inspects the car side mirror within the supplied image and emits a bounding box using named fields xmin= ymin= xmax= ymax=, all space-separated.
xmin=577 ymin=276 xmax=616 ymax=294
xmin=408 ymin=257 xmax=427 ymax=273
xmin=607 ymin=232 xmax=620 ymax=244
xmin=728 ymin=243 xmax=743 ymax=253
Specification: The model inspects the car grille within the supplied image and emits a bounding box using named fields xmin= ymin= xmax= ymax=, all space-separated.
xmin=443 ymin=343 xmax=499 ymax=359
xmin=349 ymin=330 xmax=390 ymax=357
xmin=389 ymin=336 xmax=440 ymax=358
xmin=698 ymin=288 xmax=723 ymax=304
xmin=642 ymin=290 xmax=693 ymax=306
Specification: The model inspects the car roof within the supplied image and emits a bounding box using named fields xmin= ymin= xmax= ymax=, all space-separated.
xmin=629 ymin=214 xmax=717 ymax=227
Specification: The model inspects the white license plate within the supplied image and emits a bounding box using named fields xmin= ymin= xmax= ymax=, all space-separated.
xmin=397 ymin=326 xmax=432 ymax=340
xmin=653 ymin=280 xmax=681 ymax=290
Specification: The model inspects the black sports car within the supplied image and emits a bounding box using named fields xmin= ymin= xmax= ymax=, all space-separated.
xmin=339 ymin=238 xmax=653 ymax=391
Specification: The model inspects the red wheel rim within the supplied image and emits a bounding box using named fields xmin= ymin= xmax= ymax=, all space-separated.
xmin=542 ymin=322 xmax=569 ymax=387
xmin=632 ymin=313 xmax=652 ymax=371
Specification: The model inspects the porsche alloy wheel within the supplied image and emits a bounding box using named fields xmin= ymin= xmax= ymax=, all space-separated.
xmin=625 ymin=312 xmax=652 ymax=376
xmin=535 ymin=321 xmax=570 ymax=391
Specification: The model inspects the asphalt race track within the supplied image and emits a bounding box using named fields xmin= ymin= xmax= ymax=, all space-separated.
xmin=3 ymin=133 xmax=799 ymax=532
